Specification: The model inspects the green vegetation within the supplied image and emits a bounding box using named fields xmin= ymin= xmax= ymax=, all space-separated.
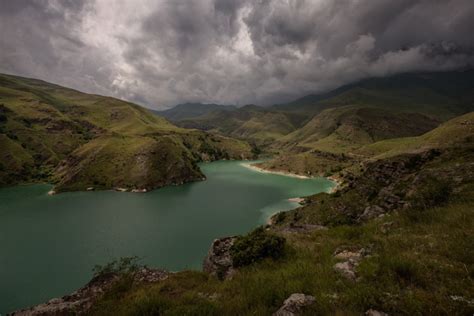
xmin=276 ymin=105 xmax=439 ymax=153
xmin=174 ymin=104 xmax=308 ymax=146
xmin=93 ymin=256 xmax=142 ymax=278
xmin=0 ymin=73 xmax=253 ymax=191
xmin=230 ymin=227 xmax=286 ymax=268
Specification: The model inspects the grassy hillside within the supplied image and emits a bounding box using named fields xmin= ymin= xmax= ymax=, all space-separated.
xmin=276 ymin=105 xmax=439 ymax=153
xmin=0 ymin=73 xmax=253 ymax=191
xmin=273 ymin=70 xmax=474 ymax=120
xmin=356 ymin=111 xmax=474 ymax=159
xmin=82 ymin=111 xmax=474 ymax=315
xmin=258 ymin=106 xmax=440 ymax=177
xmin=154 ymin=103 xmax=236 ymax=121
xmin=177 ymin=105 xmax=308 ymax=146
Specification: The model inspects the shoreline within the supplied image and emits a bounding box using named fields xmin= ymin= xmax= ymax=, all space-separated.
xmin=240 ymin=162 xmax=342 ymax=225
xmin=240 ymin=162 xmax=311 ymax=179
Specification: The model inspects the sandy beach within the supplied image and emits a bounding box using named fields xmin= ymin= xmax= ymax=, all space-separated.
xmin=240 ymin=162 xmax=311 ymax=179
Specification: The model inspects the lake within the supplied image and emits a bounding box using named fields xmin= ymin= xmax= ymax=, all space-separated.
xmin=0 ymin=160 xmax=334 ymax=313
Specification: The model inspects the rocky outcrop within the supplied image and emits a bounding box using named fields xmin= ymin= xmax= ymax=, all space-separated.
xmin=203 ymin=236 xmax=237 ymax=280
xmin=10 ymin=268 xmax=169 ymax=316
xmin=273 ymin=293 xmax=316 ymax=316
xmin=333 ymin=248 xmax=369 ymax=281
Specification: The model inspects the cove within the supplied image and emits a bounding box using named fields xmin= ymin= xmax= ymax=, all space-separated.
xmin=0 ymin=160 xmax=334 ymax=313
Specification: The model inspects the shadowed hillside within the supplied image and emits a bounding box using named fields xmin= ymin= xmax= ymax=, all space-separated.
xmin=153 ymin=103 xmax=237 ymax=121
xmin=176 ymin=105 xmax=308 ymax=146
xmin=273 ymin=70 xmax=474 ymax=120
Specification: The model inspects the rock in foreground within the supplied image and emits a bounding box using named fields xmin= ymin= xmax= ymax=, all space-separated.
xmin=203 ymin=236 xmax=237 ymax=280
xmin=273 ymin=293 xmax=316 ymax=316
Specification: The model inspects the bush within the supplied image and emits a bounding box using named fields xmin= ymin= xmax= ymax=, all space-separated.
xmin=231 ymin=227 xmax=285 ymax=267
xmin=273 ymin=211 xmax=286 ymax=224
xmin=93 ymin=256 xmax=141 ymax=277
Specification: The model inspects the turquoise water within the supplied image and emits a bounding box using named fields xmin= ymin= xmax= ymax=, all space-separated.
xmin=0 ymin=160 xmax=334 ymax=313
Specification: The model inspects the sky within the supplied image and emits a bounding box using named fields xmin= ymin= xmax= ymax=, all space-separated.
xmin=1 ymin=0 xmax=474 ymax=109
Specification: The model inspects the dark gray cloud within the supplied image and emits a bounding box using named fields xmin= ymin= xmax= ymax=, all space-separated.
xmin=1 ymin=0 xmax=473 ymax=109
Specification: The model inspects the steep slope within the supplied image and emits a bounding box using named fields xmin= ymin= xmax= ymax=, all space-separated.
xmin=273 ymin=70 xmax=474 ymax=120
xmin=258 ymin=106 xmax=440 ymax=178
xmin=258 ymin=110 xmax=471 ymax=179
xmin=153 ymin=102 xmax=236 ymax=121
xmin=356 ymin=111 xmax=474 ymax=159
xmin=276 ymin=105 xmax=439 ymax=153
xmin=177 ymin=105 xmax=308 ymax=146
xmin=0 ymin=73 xmax=253 ymax=191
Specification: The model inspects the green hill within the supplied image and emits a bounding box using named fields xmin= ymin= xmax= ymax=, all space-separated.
xmin=275 ymin=105 xmax=439 ymax=153
xmin=177 ymin=105 xmax=308 ymax=146
xmin=356 ymin=111 xmax=474 ymax=159
xmin=0 ymin=74 xmax=253 ymax=192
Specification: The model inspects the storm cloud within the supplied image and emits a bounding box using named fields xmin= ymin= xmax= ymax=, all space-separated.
xmin=1 ymin=0 xmax=474 ymax=108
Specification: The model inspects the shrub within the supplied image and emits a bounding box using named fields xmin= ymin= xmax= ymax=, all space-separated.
xmin=93 ymin=256 xmax=141 ymax=277
xmin=273 ymin=212 xmax=286 ymax=224
xmin=231 ymin=227 xmax=285 ymax=267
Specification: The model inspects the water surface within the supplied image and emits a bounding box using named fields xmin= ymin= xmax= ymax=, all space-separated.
xmin=0 ymin=160 xmax=334 ymax=313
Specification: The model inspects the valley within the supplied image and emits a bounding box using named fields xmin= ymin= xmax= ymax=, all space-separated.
xmin=2 ymin=70 xmax=474 ymax=315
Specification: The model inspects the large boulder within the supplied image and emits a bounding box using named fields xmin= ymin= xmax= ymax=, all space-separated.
xmin=273 ymin=293 xmax=316 ymax=316
xmin=203 ymin=236 xmax=237 ymax=280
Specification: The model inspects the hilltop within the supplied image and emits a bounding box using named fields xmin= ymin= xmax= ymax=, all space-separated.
xmin=0 ymin=74 xmax=253 ymax=192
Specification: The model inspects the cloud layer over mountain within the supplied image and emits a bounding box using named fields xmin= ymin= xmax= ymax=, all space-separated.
xmin=1 ymin=0 xmax=474 ymax=108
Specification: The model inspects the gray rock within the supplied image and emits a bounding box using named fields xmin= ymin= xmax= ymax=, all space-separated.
xmin=359 ymin=205 xmax=385 ymax=221
xmin=366 ymin=309 xmax=388 ymax=316
xmin=273 ymin=293 xmax=316 ymax=316
xmin=333 ymin=248 xmax=368 ymax=281
xmin=203 ymin=236 xmax=237 ymax=280
xmin=334 ymin=261 xmax=357 ymax=280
